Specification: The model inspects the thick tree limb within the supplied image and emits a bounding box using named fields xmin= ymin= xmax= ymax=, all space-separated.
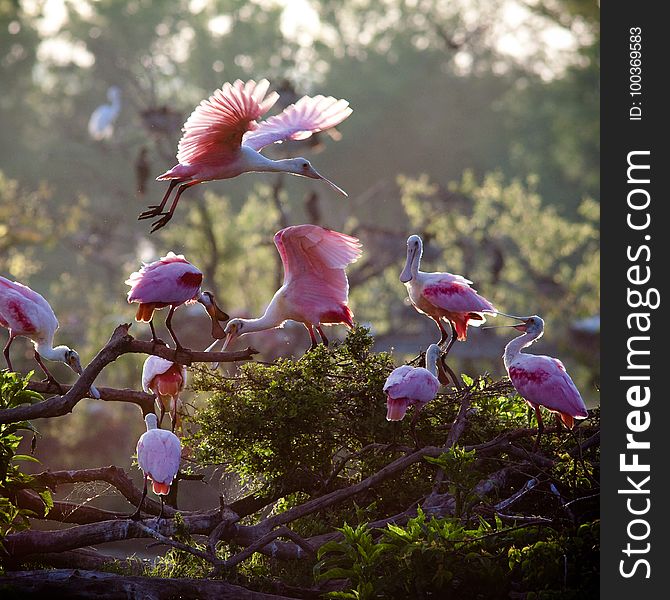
xmin=0 ymin=323 xmax=258 ymax=424
xmin=27 ymin=381 xmax=155 ymax=414
xmin=0 ymin=569 xmax=298 ymax=600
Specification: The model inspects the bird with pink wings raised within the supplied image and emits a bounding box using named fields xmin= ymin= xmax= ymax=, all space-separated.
xmin=126 ymin=252 xmax=229 ymax=351
xmin=400 ymin=234 xmax=497 ymax=355
xmin=142 ymin=355 xmax=186 ymax=433
xmin=131 ymin=413 xmax=181 ymax=520
xmin=218 ymin=224 xmax=362 ymax=353
xmin=139 ymin=79 xmax=352 ymax=232
xmin=1 ymin=275 xmax=100 ymax=398
xmin=500 ymin=314 xmax=588 ymax=450
xmin=384 ymin=344 xmax=441 ymax=422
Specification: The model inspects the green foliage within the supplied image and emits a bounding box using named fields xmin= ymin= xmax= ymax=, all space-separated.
xmin=191 ymin=326 xmax=396 ymax=494
xmin=316 ymin=509 xmax=599 ymax=599
xmin=0 ymin=371 xmax=52 ymax=543
xmin=425 ymin=447 xmax=478 ymax=517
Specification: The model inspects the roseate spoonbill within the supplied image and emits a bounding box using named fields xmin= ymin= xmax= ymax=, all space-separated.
xmin=0 ymin=276 xmax=100 ymax=398
xmin=131 ymin=413 xmax=181 ymax=520
xmin=88 ymin=86 xmax=121 ymax=141
xmin=384 ymin=344 xmax=441 ymax=421
xmin=500 ymin=314 xmax=588 ymax=450
xmin=400 ymin=235 xmax=496 ymax=354
xmin=142 ymin=355 xmax=186 ymax=432
xmin=138 ymin=79 xmax=352 ymax=232
xmin=219 ymin=225 xmax=361 ymax=353
xmin=125 ymin=252 xmax=229 ymax=351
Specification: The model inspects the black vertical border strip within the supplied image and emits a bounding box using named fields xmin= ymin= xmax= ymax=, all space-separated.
xmin=601 ymin=5 xmax=668 ymax=596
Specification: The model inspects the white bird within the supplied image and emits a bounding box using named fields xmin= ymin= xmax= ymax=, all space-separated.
xmin=88 ymin=86 xmax=122 ymax=141
xmin=131 ymin=413 xmax=181 ymax=520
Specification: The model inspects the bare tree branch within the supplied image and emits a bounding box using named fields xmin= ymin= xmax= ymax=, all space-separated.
xmin=0 ymin=324 xmax=258 ymax=424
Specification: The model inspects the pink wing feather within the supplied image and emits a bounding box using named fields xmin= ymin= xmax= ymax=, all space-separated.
xmin=176 ymin=79 xmax=279 ymax=165
xmin=243 ymin=95 xmax=352 ymax=151
xmin=384 ymin=366 xmax=440 ymax=404
xmin=508 ymin=355 xmax=588 ymax=419
xmin=137 ymin=430 xmax=181 ymax=487
xmin=274 ymin=225 xmax=362 ymax=286
xmin=422 ymin=273 xmax=496 ymax=315
xmin=126 ymin=253 xmax=202 ymax=304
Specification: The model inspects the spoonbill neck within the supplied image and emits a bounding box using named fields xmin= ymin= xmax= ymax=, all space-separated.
xmin=34 ymin=341 xmax=62 ymax=362
xmin=503 ymin=330 xmax=542 ymax=370
xmin=241 ymin=148 xmax=296 ymax=175
xmin=425 ymin=346 xmax=440 ymax=378
xmin=240 ymin=302 xmax=287 ymax=333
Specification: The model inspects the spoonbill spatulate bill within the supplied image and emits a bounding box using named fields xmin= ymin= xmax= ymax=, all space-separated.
xmin=0 ymin=276 xmax=100 ymax=398
xmin=140 ymin=79 xmax=352 ymax=232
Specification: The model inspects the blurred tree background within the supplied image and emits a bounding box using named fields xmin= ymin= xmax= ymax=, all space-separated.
xmin=1 ymin=0 xmax=598 ymax=489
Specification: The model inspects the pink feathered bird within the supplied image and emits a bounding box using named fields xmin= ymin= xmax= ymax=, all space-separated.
xmin=219 ymin=225 xmax=362 ymax=352
xmin=125 ymin=252 xmax=228 ymax=350
xmin=139 ymin=79 xmax=352 ymax=232
xmin=384 ymin=344 xmax=441 ymax=421
xmin=142 ymin=355 xmax=187 ymax=432
xmin=400 ymin=235 xmax=496 ymax=354
xmin=131 ymin=413 xmax=181 ymax=520
xmin=502 ymin=314 xmax=588 ymax=450
xmin=1 ymin=275 xmax=100 ymax=398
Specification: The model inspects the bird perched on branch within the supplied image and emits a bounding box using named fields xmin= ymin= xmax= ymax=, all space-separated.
xmin=132 ymin=413 xmax=181 ymax=520
xmin=88 ymin=86 xmax=121 ymax=141
xmin=139 ymin=79 xmax=352 ymax=232
xmin=400 ymin=234 xmax=496 ymax=354
xmin=0 ymin=276 xmax=100 ymax=398
xmin=384 ymin=344 xmax=441 ymax=422
xmin=125 ymin=252 xmax=229 ymax=351
xmin=142 ymin=355 xmax=186 ymax=433
xmin=498 ymin=314 xmax=588 ymax=450
xmin=218 ymin=225 xmax=361 ymax=353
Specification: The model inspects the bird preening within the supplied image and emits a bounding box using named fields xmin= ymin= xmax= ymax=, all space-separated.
xmin=139 ymin=79 xmax=353 ymax=232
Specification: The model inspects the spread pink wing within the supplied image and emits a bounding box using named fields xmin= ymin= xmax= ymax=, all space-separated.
xmin=275 ymin=224 xmax=361 ymax=291
xmin=384 ymin=366 xmax=439 ymax=403
xmin=243 ymin=95 xmax=352 ymax=152
xmin=422 ymin=273 xmax=496 ymax=316
xmin=176 ymin=79 xmax=279 ymax=165
xmin=508 ymin=355 xmax=588 ymax=419
xmin=126 ymin=254 xmax=203 ymax=304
